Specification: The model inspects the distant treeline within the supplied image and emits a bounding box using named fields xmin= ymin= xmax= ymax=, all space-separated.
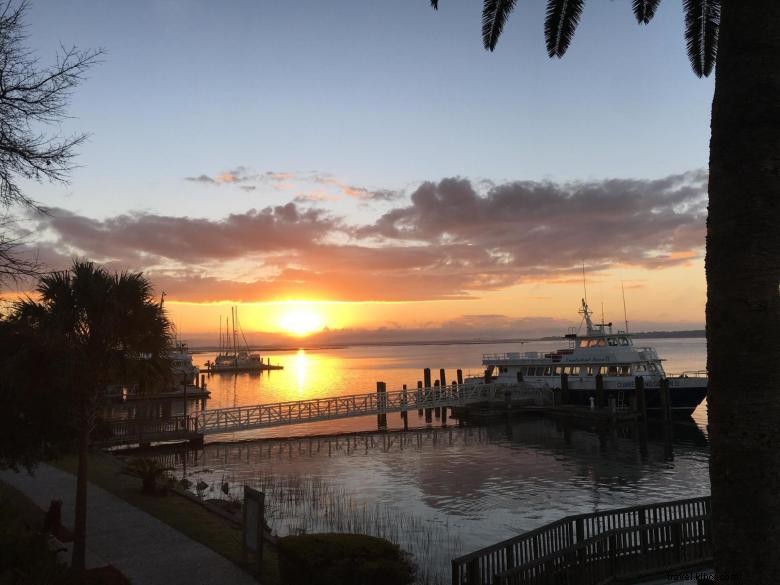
xmin=189 ymin=330 xmax=706 ymax=353
xmin=538 ymin=330 xmax=706 ymax=340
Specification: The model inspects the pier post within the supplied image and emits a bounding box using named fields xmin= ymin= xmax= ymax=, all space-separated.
xmin=561 ymin=373 xmax=569 ymax=405
xmin=417 ymin=381 xmax=423 ymax=416
xmin=660 ymin=378 xmax=672 ymax=421
xmin=441 ymin=406 xmax=447 ymax=426
xmin=595 ymin=374 xmax=605 ymax=408
xmin=423 ymin=369 xmax=433 ymax=422
xmin=439 ymin=368 xmax=446 ymax=388
xmin=401 ymin=384 xmax=409 ymax=431
xmin=635 ymin=376 xmax=647 ymax=419
xmin=433 ymin=380 xmax=441 ymax=418
xmin=376 ymin=381 xmax=387 ymax=431
xmin=200 ymin=374 xmax=206 ymax=389
xmin=457 ymin=369 xmax=463 ymax=385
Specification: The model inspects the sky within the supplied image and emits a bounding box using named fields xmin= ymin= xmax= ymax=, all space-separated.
xmin=13 ymin=0 xmax=714 ymax=343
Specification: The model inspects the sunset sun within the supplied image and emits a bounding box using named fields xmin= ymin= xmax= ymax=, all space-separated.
xmin=278 ymin=305 xmax=325 ymax=337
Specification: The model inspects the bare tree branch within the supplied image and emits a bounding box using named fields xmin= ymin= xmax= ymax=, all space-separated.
xmin=0 ymin=0 xmax=101 ymax=283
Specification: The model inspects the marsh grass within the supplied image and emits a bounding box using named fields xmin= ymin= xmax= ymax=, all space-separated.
xmin=189 ymin=471 xmax=462 ymax=585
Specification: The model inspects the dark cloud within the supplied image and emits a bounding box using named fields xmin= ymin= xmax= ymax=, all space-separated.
xmin=28 ymin=171 xmax=707 ymax=303
xmin=34 ymin=203 xmax=342 ymax=264
xmin=185 ymin=174 xmax=216 ymax=184
xmin=360 ymin=170 xmax=707 ymax=271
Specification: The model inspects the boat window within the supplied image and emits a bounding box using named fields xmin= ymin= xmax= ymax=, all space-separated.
xmin=578 ymin=339 xmax=589 ymax=348
xmin=608 ymin=338 xmax=618 ymax=346
xmin=543 ymin=366 xmax=553 ymax=376
xmin=587 ymin=366 xmax=601 ymax=376
xmin=635 ymin=364 xmax=647 ymax=373
xmin=619 ymin=337 xmax=629 ymax=346
xmin=533 ymin=367 xmax=544 ymax=376
xmin=607 ymin=365 xmax=618 ymax=376
xmin=588 ymin=339 xmax=606 ymax=347
xmin=619 ymin=365 xmax=631 ymax=376
xmin=500 ymin=367 xmax=508 ymax=373
xmin=553 ymin=366 xmax=562 ymax=376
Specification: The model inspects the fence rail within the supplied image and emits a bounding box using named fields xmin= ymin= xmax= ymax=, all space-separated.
xmin=452 ymin=496 xmax=711 ymax=585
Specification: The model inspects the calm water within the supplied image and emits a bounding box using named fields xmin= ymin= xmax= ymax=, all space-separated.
xmin=171 ymin=338 xmax=709 ymax=582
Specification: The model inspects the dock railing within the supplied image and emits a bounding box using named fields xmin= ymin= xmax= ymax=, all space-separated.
xmin=451 ymin=495 xmax=711 ymax=585
xmin=97 ymin=382 xmax=546 ymax=445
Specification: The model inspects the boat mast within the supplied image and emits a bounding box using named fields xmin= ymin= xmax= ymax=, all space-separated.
xmin=621 ymin=282 xmax=630 ymax=334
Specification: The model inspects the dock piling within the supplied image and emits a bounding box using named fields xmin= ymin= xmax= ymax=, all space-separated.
xmin=595 ymin=374 xmax=605 ymax=408
xmin=376 ymin=381 xmax=387 ymax=430
xmin=635 ymin=376 xmax=647 ymax=419
xmin=660 ymin=378 xmax=672 ymax=421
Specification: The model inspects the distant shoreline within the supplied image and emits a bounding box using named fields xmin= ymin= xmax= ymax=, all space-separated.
xmin=188 ymin=330 xmax=705 ymax=353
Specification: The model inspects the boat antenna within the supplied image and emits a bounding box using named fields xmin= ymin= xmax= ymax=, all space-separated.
xmin=621 ymin=281 xmax=629 ymax=334
xmin=581 ymin=262 xmax=588 ymax=306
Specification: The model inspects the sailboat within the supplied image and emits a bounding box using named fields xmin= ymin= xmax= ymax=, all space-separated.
xmin=208 ymin=307 xmax=283 ymax=373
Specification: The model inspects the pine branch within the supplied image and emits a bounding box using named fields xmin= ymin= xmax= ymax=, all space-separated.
xmin=482 ymin=0 xmax=518 ymax=51
xmin=544 ymin=0 xmax=585 ymax=58
xmin=683 ymin=0 xmax=720 ymax=77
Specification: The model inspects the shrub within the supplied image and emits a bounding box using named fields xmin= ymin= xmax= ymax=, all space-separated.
xmin=120 ymin=458 xmax=173 ymax=495
xmin=278 ymin=533 xmax=415 ymax=585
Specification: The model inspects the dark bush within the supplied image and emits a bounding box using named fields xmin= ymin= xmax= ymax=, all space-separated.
xmin=278 ymin=533 xmax=415 ymax=585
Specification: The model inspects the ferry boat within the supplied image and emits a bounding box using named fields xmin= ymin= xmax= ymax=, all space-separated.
xmin=470 ymin=299 xmax=707 ymax=417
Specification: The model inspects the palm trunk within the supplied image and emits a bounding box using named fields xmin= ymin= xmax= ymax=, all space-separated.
xmin=71 ymin=401 xmax=89 ymax=572
xmin=707 ymin=1 xmax=780 ymax=581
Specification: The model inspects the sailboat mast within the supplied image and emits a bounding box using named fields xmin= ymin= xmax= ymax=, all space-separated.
xmin=233 ymin=306 xmax=238 ymax=355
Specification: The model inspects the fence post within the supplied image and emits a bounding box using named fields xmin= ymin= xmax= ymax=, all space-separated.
xmin=576 ymin=517 xmax=585 ymax=566
xmin=672 ymin=521 xmax=683 ymax=562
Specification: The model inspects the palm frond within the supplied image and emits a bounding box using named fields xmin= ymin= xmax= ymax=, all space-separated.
xmin=683 ymin=0 xmax=720 ymax=77
xmin=430 ymin=0 xmax=438 ymax=9
xmin=482 ymin=0 xmax=518 ymax=51
xmin=632 ymin=0 xmax=662 ymax=24
xmin=544 ymin=0 xmax=585 ymax=58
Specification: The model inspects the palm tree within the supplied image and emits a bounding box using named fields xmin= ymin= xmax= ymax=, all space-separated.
xmin=428 ymin=0 xmax=779 ymax=581
xmin=11 ymin=261 xmax=172 ymax=571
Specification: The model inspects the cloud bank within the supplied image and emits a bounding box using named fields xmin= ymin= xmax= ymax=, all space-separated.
xmin=28 ymin=170 xmax=707 ymax=303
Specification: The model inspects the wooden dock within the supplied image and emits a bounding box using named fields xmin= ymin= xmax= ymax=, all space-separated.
xmin=451 ymin=495 xmax=711 ymax=585
xmin=97 ymin=382 xmax=547 ymax=446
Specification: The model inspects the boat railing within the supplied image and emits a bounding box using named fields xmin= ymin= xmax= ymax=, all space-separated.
xmin=667 ymin=370 xmax=708 ymax=379
xmin=483 ymin=352 xmax=542 ymax=361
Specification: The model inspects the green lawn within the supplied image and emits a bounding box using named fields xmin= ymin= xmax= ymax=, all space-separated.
xmin=51 ymin=451 xmax=280 ymax=585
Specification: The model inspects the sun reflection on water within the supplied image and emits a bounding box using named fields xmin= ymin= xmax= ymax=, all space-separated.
xmin=294 ymin=349 xmax=307 ymax=394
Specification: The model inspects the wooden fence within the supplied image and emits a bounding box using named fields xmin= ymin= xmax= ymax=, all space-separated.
xmin=452 ymin=496 xmax=711 ymax=585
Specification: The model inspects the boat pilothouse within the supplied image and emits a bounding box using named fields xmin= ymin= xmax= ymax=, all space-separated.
xmin=473 ymin=299 xmax=707 ymax=416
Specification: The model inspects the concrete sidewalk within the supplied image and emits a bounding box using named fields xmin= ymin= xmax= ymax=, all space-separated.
xmin=0 ymin=463 xmax=257 ymax=585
